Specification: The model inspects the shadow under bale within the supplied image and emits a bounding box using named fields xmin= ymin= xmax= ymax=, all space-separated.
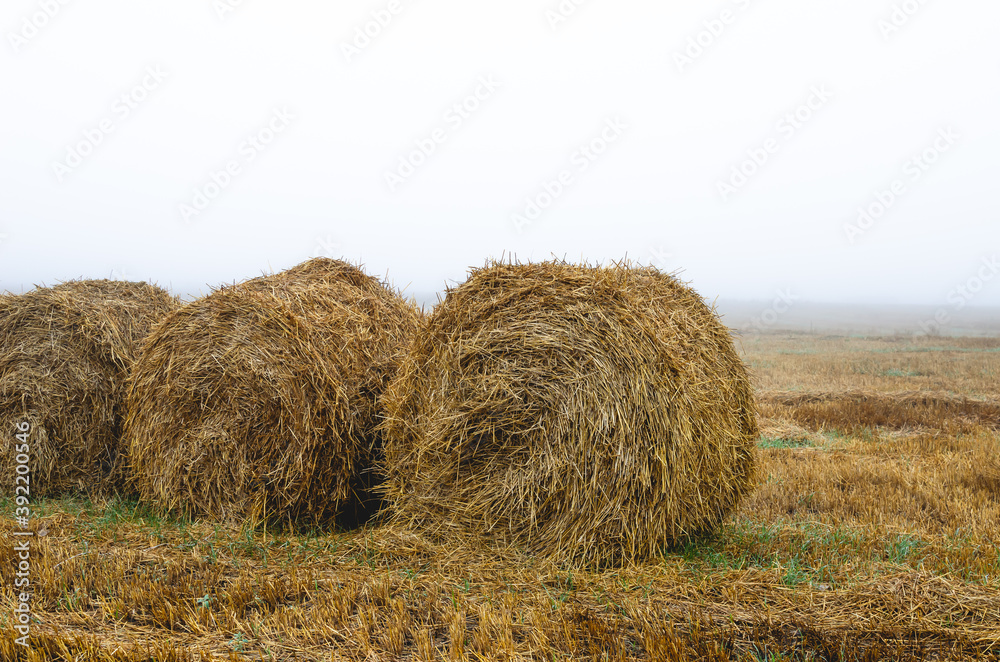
xmin=0 ymin=280 xmax=177 ymax=497
xmin=381 ymin=260 xmax=759 ymax=565
xmin=125 ymin=258 xmax=421 ymax=527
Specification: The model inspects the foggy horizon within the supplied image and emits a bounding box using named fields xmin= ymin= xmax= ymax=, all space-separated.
xmin=5 ymin=261 xmax=1000 ymax=312
xmin=1 ymin=0 xmax=998 ymax=314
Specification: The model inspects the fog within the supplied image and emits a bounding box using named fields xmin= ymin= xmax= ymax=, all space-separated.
xmin=1 ymin=0 xmax=998 ymax=318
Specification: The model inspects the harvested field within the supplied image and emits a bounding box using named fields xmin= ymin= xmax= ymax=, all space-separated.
xmin=2 ymin=333 xmax=999 ymax=660
xmin=758 ymin=390 xmax=1000 ymax=434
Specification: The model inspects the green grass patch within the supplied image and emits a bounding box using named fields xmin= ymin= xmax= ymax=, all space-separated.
xmin=885 ymin=534 xmax=925 ymax=565
xmin=758 ymin=436 xmax=812 ymax=449
xmin=662 ymin=520 xmax=949 ymax=587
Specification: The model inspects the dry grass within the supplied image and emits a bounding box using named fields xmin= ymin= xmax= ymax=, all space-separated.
xmin=2 ymin=333 xmax=999 ymax=660
xmin=124 ymin=258 xmax=421 ymax=527
xmin=0 ymin=280 xmax=176 ymax=497
xmin=381 ymin=260 xmax=758 ymax=565
xmin=740 ymin=333 xmax=1000 ymax=398
xmin=758 ymin=390 xmax=1000 ymax=435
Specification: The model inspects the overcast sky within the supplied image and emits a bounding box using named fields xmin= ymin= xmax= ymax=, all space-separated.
xmin=1 ymin=0 xmax=998 ymax=309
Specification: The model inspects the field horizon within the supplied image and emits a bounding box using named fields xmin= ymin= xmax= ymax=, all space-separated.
xmin=401 ymin=296 xmax=1000 ymax=339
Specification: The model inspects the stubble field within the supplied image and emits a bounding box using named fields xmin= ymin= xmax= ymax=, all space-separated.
xmin=2 ymin=333 xmax=998 ymax=661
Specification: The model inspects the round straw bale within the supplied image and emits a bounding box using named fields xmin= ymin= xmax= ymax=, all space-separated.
xmin=124 ymin=258 xmax=421 ymax=526
xmin=381 ymin=260 xmax=759 ymax=564
xmin=0 ymin=280 xmax=177 ymax=497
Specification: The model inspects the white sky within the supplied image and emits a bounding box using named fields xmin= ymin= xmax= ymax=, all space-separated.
xmin=1 ymin=0 xmax=998 ymax=308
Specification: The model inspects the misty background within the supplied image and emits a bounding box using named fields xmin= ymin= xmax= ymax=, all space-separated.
xmin=1 ymin=0 xmax=998 ymax=332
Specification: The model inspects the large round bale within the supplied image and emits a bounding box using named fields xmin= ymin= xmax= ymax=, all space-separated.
xmin=382 ymin=260 xmax=759 ymax=564
xmin=125 ymin=258 xmax=421 ymax=526
xmin=0 ymin=280 xmax=177 ymax=497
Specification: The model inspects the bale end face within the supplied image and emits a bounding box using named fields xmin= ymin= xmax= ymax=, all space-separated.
xmin=381 ymin=260 xmax=759 ymax=564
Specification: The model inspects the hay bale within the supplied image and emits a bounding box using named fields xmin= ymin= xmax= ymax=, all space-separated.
xmin=0 ymin=280 xmax=177 ymax=497
xmin=381 ymin=260 xmax=759 ymax=563
xmin=125 ymin=258 xmax=421 ymax=526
